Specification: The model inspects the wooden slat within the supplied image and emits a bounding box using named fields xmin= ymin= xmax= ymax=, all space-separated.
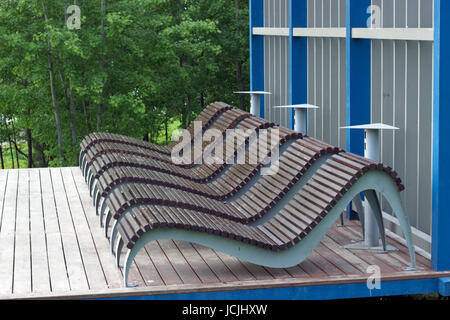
xmin=29 ymin=169 xmax=51 ymax=293
xmin=191 ymin=244 xmax=239 ymax=283
xmin=145 ymin=240 xmax=183 ymax=286
xmin=49 ymin=168 xmax=89 ymax=291
xmin=132 ymin=245 xmax=165 ymax=286
xmin=157 ymin=240 xmax=201 ymax=285
xmin=60 ymin=168 xmax=108 ymax=290
xmin=40 ymin=169 xmax=71 ymax=292
xmin=0 ymin=170 xmax=16 ymax=295
xmin=13 ymin=170 xmax=31 ymax=294
xmin=173 ymin=241 xmax=220 ymax=284
xmin=71 ymin=168 xmax=123 ymax=289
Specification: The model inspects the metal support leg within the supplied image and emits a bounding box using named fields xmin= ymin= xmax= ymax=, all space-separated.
xmin=110 ymin=219 xmax=119 ymax=253
xmin=115 ymin=235 xmax=124 ymax=267
xmin=105 ymin=209 xmax=113 ymax=238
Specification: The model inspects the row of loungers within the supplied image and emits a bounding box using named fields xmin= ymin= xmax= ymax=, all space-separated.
xmin=80 ymin=102 xmax=417 ymax=287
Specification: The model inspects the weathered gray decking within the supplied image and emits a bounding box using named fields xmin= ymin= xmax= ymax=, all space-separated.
xmin=0 ymin=167 xmax=447 ymax=300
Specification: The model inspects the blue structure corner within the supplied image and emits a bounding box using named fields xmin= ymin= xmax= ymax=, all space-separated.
xmin=345 ymin=0 xmax=371 ymax=220
xmin=250 ymin=0 xmax=265 ymax=117
xmin=432 ymin=0 xmax=450 ymax=272
xmin=289 ymin=0 xmax=308 ymax=130
xmin=438 ymin=278 xmax=450 ymax=297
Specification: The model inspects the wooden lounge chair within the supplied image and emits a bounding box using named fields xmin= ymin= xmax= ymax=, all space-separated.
xmin=101 ymin=135 xmax=342 ymax=249
xmin=78 ymin=104 xmax=417 ymax=287
xmin=85 ymin=115 xmax=275 ymax=204
xmin=79 ymin=101 xmax=232 ymax=165
xmin=92 ymin=128 xmax=300 ymax=202
xmin=111 ymin=153 xmax=416 ymax=287
xmin=81 ymin=107 xmax=252 ymax=178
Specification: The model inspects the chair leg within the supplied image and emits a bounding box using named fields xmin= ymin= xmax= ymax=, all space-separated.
xmin=363 ymin=190 xmax=387 ymax=251
xmin=115 ymin=235 xmax=124 ymax=267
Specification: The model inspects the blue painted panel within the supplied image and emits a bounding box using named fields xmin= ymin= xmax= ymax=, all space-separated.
xmin=346 ymin=0 xmax=371 ymax=156
xmin=438 ymin=278 xmax=450 ymax=297
xmin=345 ymin=0 xmax=371 ymax=220
xmin=250 ymin=0 xmax=265 ymax=117
xmin=289 ymin=0 xmax=307 ymax=130
xmin=432 ymin=0 xmax=450 ymax=272
xmin=102 ymin=278 xmax=439 ymax=301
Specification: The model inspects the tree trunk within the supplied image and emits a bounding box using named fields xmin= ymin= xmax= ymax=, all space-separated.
xmin=11 ymin=121 xmax=21 ymax=169
xmin=42 ymin=0 xmax=66 ymax=166
xmin=26 ymin=128 xmax=33 ymax=168
xmin=33 ymin=141 xmax=48 ymax=168
xmin=186 ymin=94 xmax=192 ymax=128
xmin=200 ymin=93 xmax=206 ymax=110
xmin=69 ymin=86 xmax=78 ymax=149
xmin=83 ymin=100 xmax=92 ymax=133
xmin=0 ymin=144 xmax=4 ymax=169
xmin=235 ymin=0 xmax=244 ymax=110
xmin=98 ymin=0 xmax=106 ymax=131
xmin=165 ymin=116 xmax=169 ymax=144
xmin=4 ymin=120 xmax=14 ymax=169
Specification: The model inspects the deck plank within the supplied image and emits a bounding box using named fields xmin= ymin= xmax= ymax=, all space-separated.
xmin=40 ymin=168 xmax=71 ymax=292
xmin=213 ymin=251 xmax=256 ymax=281
xmin=60 ymin=167 xmax=107 ymax=290
xmin=29 ymin=169 xmax=51 ymax=294
xmin=191 ymin=244 xmax=239 ymax=283
xmin=132 ymin=245 xmax=165 ymax=286
xmin=0 ymin=167 xmax=444 ymax=299
xmin=13 ymin=170 xmax=31 ymax=294
xmin=144 ymin=241 xmax=183 ymax=285
xmin=158 ymin=240 xmax=201 ymax=285
xmin=326 ymin=227 xmax=399 ymax=274
xmin=0 ymin=170 xmax=16 ymax=295
xmin=49 ymin=168 xmax=89 ymax=291
xmin=71 ymin=167 xmax=123 ymax=289
xmin=173 ymin=241 xmax=220 ymax=284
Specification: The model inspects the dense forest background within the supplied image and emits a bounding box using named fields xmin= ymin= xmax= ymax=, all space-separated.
xmin=0 ymin=0 xmax=250 ymax=168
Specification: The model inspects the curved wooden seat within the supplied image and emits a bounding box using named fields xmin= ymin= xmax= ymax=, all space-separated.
xmin=93 ymin=128 xmax=301 ymax=201
xmin=87 ymin=116 xmax=275 ymax=186
xmin=100 ymin=136 xmax=342 ymax=244
xmin=112 ymin=154 xmax=415 ymax=287
xmin=83 ymin=108 xmax=252 ymax=171
xmin=80 ymin=101 xmax=232 ymax=160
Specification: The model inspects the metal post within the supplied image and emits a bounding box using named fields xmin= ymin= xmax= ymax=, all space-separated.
xmin=235 ymin=91 xmax=272 ymax=117
xmin=363 ymin=129 xmax=380 ymax=247
xmin=273 ymin=104 xmax=319 ymax=135
xmin=250 ymin=94 xmax=261 ymax=116
xmin=341 ymin=123 xmax=399 ymax=252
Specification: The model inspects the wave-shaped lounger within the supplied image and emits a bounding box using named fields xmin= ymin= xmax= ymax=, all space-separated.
xmin=85 ymin=116 xmax=276 ymax=204
xmin=82 ymin=111 xmax=274 ymax=195
xmin=80 ymin=101 xmax=232 ymax=163
xmin=81 ymin=107 xmax=252 ymax=174
xmin=99 ymin=134 xmax=343 ymax=244
xmin=112 ymin=153 xmax=415 ymax=287
xmin=92 ymin=127 xmax=300 ymax=203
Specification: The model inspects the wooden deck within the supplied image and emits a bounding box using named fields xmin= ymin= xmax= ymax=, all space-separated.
xmin=0 ymin=167 xmax=448 ymax=300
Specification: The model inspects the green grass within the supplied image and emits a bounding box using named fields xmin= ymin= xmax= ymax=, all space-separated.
xmin=1 ymin=142 xmax=28 ymax=169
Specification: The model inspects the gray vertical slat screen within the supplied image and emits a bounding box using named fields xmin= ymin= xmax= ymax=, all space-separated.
xmin=371 ymin=0 xmax=433 ymax=237
xmin=264 ymin=0 xmax=290 ymax=127
xmin=261 ymin=0 xmax=433 ymax=244
xmin=307 ymin=0 xmax=347 ymax=150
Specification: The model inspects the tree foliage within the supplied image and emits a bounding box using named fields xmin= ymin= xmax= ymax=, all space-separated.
xmin=0 ymin=0 xmax=250 ymax=168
